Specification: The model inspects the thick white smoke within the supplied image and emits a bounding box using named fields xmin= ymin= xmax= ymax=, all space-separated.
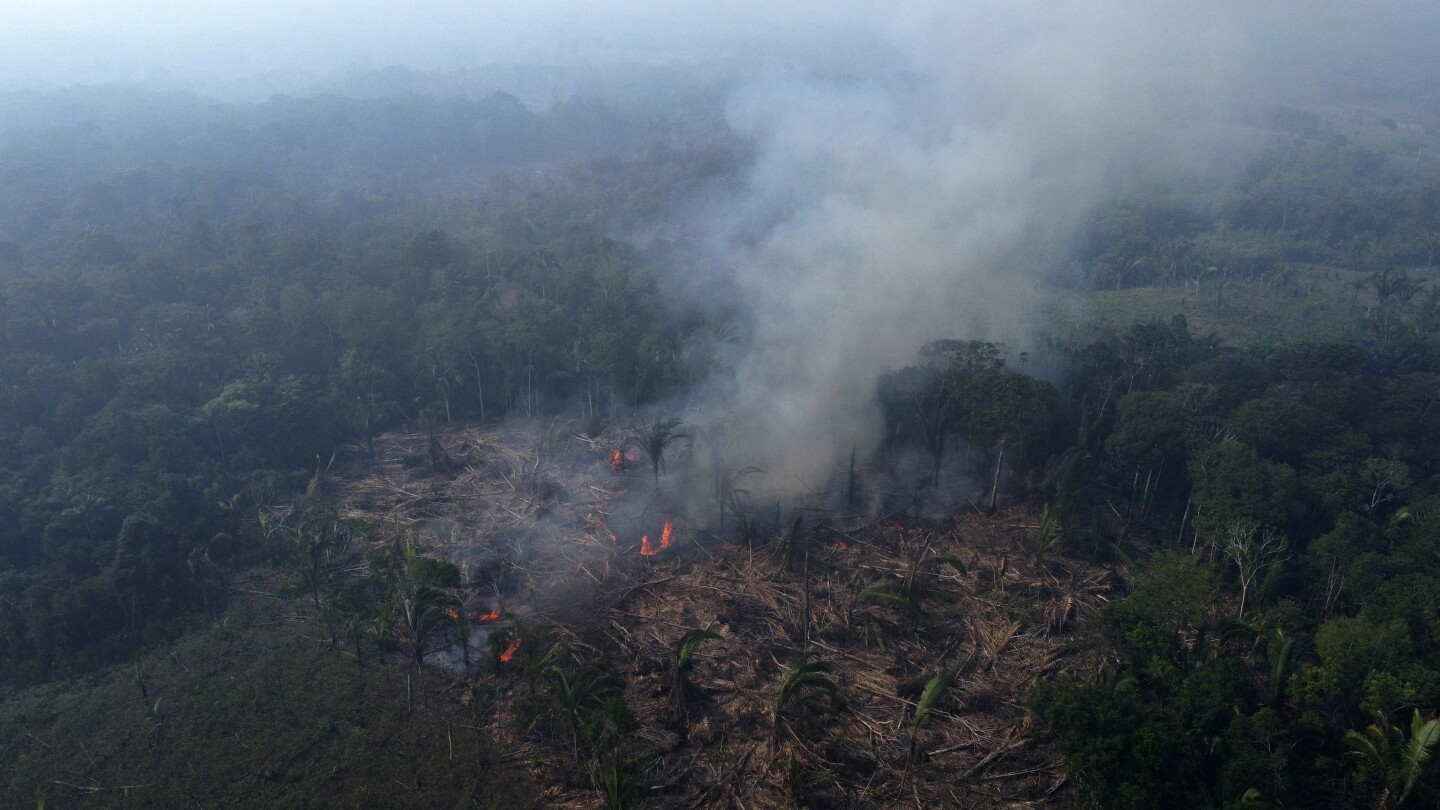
xmin=691 ymin=3 xmax=1261 ymax=494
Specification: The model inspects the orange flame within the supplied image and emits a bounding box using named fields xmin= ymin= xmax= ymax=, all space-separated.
xmin=477 ymin=608 xmax=502 ymax=622
xmin=499 ymin=639 xmax=521 ymax=663
xmin=835 ymin=540 xmax=848 ymax=550
xmin=447 ymin=608 xmax=460 ymax=620
xmin=610 ymin=450 xmax=623 ymax=472
xmin=607 ymin=529 xmax=618 ymax=544
xmin=660 ymin=517 xmax=674 ymax=550
xmin=640 ymin=535 xmax=657 ymax=556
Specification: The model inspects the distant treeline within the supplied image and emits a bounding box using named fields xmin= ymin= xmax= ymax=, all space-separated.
xmin=1078 ymin=109 xmax=1440 ymax=291
xmin=0 ymin=84 xmax=738 ymax=681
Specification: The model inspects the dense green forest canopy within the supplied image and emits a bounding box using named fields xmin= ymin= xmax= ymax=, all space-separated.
xmin=4 ymin=73 xmax=1440 ymax=808
xmin=0 ymin=79 xmax=741 ymax=680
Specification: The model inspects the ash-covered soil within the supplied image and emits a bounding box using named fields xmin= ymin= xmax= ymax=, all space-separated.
xmin=327 ymin=424 xmax=1117 ymax=808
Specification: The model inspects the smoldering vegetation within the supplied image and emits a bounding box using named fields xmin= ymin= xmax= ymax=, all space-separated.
xmin=6 ymin=2 xmax=1440 ymax=809
xmin=301 ymin=417 xmax=1108 ymax=808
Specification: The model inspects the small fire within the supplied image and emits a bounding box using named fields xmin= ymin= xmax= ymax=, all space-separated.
xmin=477 ymin=608 xmax=502 ymax=622
xmin=660 ymin=517 xmax=674 ymax=551
xmin=835 ymin=540 xmax=848 ymax=550
xmin=610 ymin=450 xmax=623 ymax=472
xmin=640 ymin=535 xmax=657 ymax=556
xmin=607 ymin=529 xmax=618 ymax=544
xmin=500 ymin=639 xmax=521 ymax=663
xmin=447 ymin=608 xmax=460 ymax=620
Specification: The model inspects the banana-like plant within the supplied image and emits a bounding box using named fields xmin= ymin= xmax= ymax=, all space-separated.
xmin=1345 ymin=708 xmax=1440 ymax=809
xmin=630 ymin=413 xmax=687 ymax=486
xmin=1028 ymin=505 xmax=1064 ymax=566
xmin=774 ymin=649 xmax=838 ymax=743
xmin=671 ymin=628 xmax=722 ymax=728
xmin=588 ymin=752 xmax=640 ymax=810
xmin=860 ymin=551 xmax=967 ymax=619
xmin=400 ymin=583 xmax=457 ymax=668
xmin=908 ymin=672 xmax=957 ymax=769
xmin=550 ymin=663 xmax=627 ymax=761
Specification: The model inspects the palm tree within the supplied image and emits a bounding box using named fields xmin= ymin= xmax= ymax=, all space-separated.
xmin=550 ymin=663 xmax=627 ymax=763
xmin=1345 ymin=709 xmax=1440 ymax=808
xmin=671 ymin=628 xmax=722 ymax=729
xmin=400 ymin=584 xmax=457 ymax=669
xmin=774 ymin=649 xmax=838 ymax=743
xmin=630 ymin=413 xmax=687 ymax=486
xmin=718 ymin=466 xmax=762 ymax=530
xmin=860 ymin=550 xmax=967 ymax=620
xmin=287 ymin=503 xmax=345 ymax=610
xmin=588 ymin=752 xmax=640 ymax=810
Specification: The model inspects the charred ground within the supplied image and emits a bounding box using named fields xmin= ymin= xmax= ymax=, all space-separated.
xmin=316 ymin=424 xmax=1115 ymax=808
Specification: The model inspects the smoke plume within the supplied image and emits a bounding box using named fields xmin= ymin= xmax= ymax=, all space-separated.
xmin=684 ymin=1 xmax=1440 ymax=495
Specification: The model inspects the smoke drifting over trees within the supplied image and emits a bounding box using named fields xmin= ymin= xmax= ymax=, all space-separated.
xmin=675 ymin=1 xmax=1440 ymax=491
xmin=2 ymin=2 xmax=1438 ymax=491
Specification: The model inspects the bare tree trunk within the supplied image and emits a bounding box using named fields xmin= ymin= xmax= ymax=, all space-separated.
xmin=801 ymin=551 xmax=811 ymax=648
xmin=1180 ymin=496 xmax=1193 ymax=551
xmin=987 ymin=439 xmax=1008 ymax=513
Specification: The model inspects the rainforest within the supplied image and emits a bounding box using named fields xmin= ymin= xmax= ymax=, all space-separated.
xmin=4 ymin=3 xmax=1440 ymax=809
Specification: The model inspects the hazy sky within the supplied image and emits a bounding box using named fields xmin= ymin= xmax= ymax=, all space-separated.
xmin=1 ymin=1 xmax=1436 ymax=101
xmin=0 ymin=1 xmax=883 ymax=90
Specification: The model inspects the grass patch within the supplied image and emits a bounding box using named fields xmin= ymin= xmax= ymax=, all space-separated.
xmin=0 ymin=587 xmax=534 ymax=809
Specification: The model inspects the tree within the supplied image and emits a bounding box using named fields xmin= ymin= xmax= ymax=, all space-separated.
xmin=878 ymin=340 xmax=1005 ymax=487
xmin=630 ymin=413 xmax=686 ymax=487
xmin=860 ymin=548 xmax=967 ymax=621
xmin=1360 ymin=458 xmax=1411 ymax=516
xmin=286 ymin=503 xmax=344 ymax=611
xmin=1219 ymin=521 xmax=1288 ymax=619
xmin=400 ymin=583 xmax=456 ymax=670
xmin=1030 ymin=671 xmax=1197 ymax=810
xmin=774 ymin=649 xmax=838 ymax=744
xmin=670 ymin=628 xmax=722 ymax=729
xmin=1345 ymin=709 xmax=1440 ymax=809
xmin=962 ymin=370 xmax=1058 ymax=512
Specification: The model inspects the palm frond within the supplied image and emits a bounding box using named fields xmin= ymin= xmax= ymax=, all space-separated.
xmin=912 ymin=673 xmax=957 ymax=730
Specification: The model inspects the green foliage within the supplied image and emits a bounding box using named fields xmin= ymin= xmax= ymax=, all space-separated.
xmin=671 ymin=628 xmax=722 ymax=727
xmin=589 ymin=753 xmax=641 ymax=810
xmin=1102 ymin=551 xmax=1217 ymax=677
xmin=629 ymin=413 xmax=687 ymax=486
xmin=548 ymin=663 xmax=628 ymax=750
xmin=0 ymin=84 xmax=726 ymax=683
xmin=860 ymin=550 xmax=967 ymax=620
xmin=0 ymin=594 xmax=534 ymax=808
xmin=1345 ymin=709 xmax=1440 ymax=808
xmin=1031 ymin=671 xmax=1198 ymax=809
xmin=774 ymin=649 xmax=839 ymax=742
xmin=877 ymin=340 xmax=1058 ymax=491
xmin=912 ymin=672 xmax=957 ymax=731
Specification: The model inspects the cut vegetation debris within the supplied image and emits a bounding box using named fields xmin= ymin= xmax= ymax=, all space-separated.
xmin=318 ymin=424 xmax=1118 ymax=808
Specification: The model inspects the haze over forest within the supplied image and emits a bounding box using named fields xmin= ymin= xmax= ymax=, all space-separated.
xmin=5 ymin=3 xmax=1440 ymax=808
xmin=11 ymin=0 xmax=1439 ymax=486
